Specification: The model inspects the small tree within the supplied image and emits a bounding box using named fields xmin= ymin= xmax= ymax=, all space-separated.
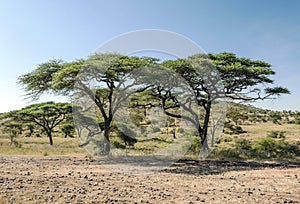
xmin=269 ymin=111 xmax=282 ymax=124
xmin=3 ymin=122 xmax=22 ymax=146
xmin=0 ymin=111 xmax=23 ymax=146
xmin=17 ymin=102 xmax=72 ymax=145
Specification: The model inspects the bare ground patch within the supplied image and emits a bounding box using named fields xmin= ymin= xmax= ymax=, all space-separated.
xmin=0 ymin=156 xmax=299 ymax=203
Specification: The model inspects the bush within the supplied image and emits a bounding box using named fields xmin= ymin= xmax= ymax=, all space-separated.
xmin=213 ymin=137 xmax=299 ymax=160
xmin=209 ymin=146 xmax=241 ymax=159
xmin=235 ymin=138 xmax=252 ymax=150
xmin=177 ymin=128 xmax=184 ymax=133
xmin=294 ymin=117 xmax=300 ymax=124
xmin=227 ymin=125 xmax=247 ymax=135
xmin=61 ymin=124 xmax=75 ymax=138
xmin=219 ymin=136 xmax=233 ymax=143
xmin=111 ymin=140 xmax=126 ymax=149
xmin=267 ymin=131 xmax=286 ymax=139
xmin=114 ymin=123 xmax=138 ymax=147
xmin=251 ymin=137 xmax=295 ymax=159
xmin=187 ymin=137 xmax=201 ymax=154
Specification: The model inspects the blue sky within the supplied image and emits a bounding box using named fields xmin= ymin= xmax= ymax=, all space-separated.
xmin=0 ymin=0 xmax=299 ymax=112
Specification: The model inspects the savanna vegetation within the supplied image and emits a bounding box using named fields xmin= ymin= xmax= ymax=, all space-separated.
xmin=0 ymin=52 xmax=299 ymax=161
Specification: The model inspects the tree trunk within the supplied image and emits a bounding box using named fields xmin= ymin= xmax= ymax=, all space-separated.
xmin=47 ymin=131 xmax=53 ymax=146
xmin=201 ymin=100 xmax=212 ymax=153
xmin=102 ymin=119 xmax=112 ymax=154
xmin=103 ymin=128 xmax=110 ymax=154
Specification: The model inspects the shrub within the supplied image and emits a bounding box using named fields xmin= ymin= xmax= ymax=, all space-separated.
xmin=177 ymin=128 xmax=184 ymax=133
xmin=209 ymin=146 xmax=241 ymax=159
xmin=61 ymin=124 xmax=75 ymax=138
xmin=227 ymin=125 xmax=247 ymax=135
xmin=267 ymin=131 xmax=286 ymax=139
xmin=294 ymin=117 xmax=300 ymax=124
xmin=235 ymin=138 xmax=252 ymax=150
xmin=114 ymin=123 xmax=138 ymax=147
xmin=187 ymin=137 xmax=201 ymax=154
xmin=111 ymin=140 xmax=126 ymax=149
xmin=251 ymin=137 xmax=294 ymax=159
xmin=219 ymin=136 xmax=233 ymax=143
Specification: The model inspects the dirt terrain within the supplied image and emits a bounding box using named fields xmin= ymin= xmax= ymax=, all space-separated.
xmin=0 ymin=156 xmax=299 ymax=203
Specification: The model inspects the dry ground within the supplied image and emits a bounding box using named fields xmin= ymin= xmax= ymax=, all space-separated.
xmin=0 ymin=156 xmax=299 ymax=203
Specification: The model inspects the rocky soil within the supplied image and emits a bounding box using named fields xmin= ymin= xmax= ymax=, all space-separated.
xmin=0 ymin=156 xmax=299 ymax=203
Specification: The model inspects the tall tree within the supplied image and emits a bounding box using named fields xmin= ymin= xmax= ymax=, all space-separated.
xmin=160 ymin=52 xmax=289 ymax=153
xmin=18 ymin=53 xmax=155 ymax=153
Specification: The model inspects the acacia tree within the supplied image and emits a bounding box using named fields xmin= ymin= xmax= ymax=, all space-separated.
xmin=0 ymin=112 xmax=23 ymax=146
xmin=18 ymin=53 xmax=155 ymax=153
xmin=160 ymin=52 xmax=289 ymax=152
xmin=17 ymin=102 xmax=72 ymax=145
xmin=18 ymin=52 xmax=289 ymax=154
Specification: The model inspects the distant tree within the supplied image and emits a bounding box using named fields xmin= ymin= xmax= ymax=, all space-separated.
xmin=25 ymin=123 xmax=35 ymax=137
xmin=61 ymin=124 xmax=75 ymax=138
xmin=269 ymin=111 xmax=282 ymax=124
xmin=17 ymin=102 xmax=72 ymax=145
xmin=294 ymin=112 xmax=300 ymax=124
xmin=0 ymin=111 xmax=23 ymax=146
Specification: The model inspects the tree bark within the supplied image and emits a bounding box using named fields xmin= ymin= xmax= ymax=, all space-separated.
xmin=102 ymin=120 xmax=111 ymax=154
xmin=47 ymin=131 xmax=53 ymax=146
xmin=201 ymin=100 xmax=212 ymax=153
xmin=103 ymin=128 xmax=110 ymax=154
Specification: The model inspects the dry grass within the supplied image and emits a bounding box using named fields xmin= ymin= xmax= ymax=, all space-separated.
xmin=234 ymin=122 xmax=300 ymax=142
xmin=0 ymin=122 xmax=299 ymax=158
xmin=0 ymin=136 xmax=87 ymax=156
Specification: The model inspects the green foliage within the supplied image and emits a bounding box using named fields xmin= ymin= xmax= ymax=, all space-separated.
xmin=25 ymin=124 xmax=35 ymax=137
xmin=0 ymin=111 xmax=23 ymax=146
xmin=14 ymin=102 xmax=73 ymax=145
xmin=17 ymin=59 xmax=64 ymax=99
xmin=235 ymin=138 xmax=252 ymax=150
xmin=294 ymin=117 xmax=300 ymax=124
xmin=61 ymin=124 xmax=75 ymax=138
xmin=19 ymin=53 xmax=156 ymax=153
xmin=230 ymin=125 xmax=247 ymax=134
xmin=225 ymin=122 xmax=247 ymax=135
xmin=269 ymin=112 xmax=282 ymax=124
xmin=267 ymin=131 xmax=286 ymax=139
xmin=129 ymin=111 xmax=144 ymax=126
xmin=210 ymin=147 xmax=241 ymax=159
xmin=251 ymin=137 xmax=296 ymax=159
xmin=219 ymin=136 xmax=233 ymax=143
xmin=207 ymin=52 xmax=290 ymax=101
xmin=215 ymin=137 xmax=300 ymax=160
xmin=111 ymin=140 xmax=126 ymax=149
xmin=114 ymin=123 xmax=138 ymax=147
xmin=17 ymin=52 xmax=290 ymax=154
xmin=176 ymin=127 xmax=184 ymax=133
xmin=187 ymin=137 xmax=202 ymax=155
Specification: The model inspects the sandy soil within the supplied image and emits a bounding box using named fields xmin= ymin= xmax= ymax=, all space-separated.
xmin=0 ymin=156 xmax=299 ymax=203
